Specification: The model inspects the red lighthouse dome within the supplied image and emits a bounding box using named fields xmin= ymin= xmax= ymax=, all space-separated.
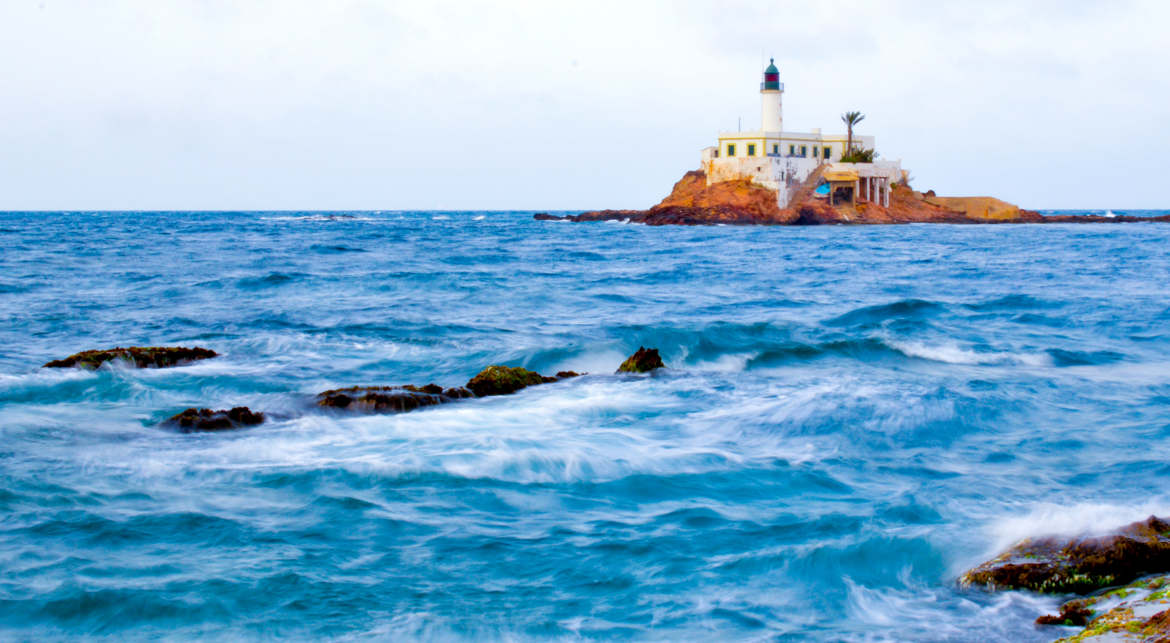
xmin=762 ymin=58 xmax=781 ymax=91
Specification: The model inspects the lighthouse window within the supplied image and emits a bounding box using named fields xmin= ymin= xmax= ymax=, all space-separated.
xmin=788 ymin=144 xmax=795 ymax=155
xmin=813 ymin=147 xmax=818 ymax=158
xmin=727 ymin=144 xmax=736 ymax=157
xmin=824 ymin=146 xmax=831 ymax=159
xmin=800 ymin=145 xmax=807 ymax=157
xmin=772 ymin=144 xmax=779 ymax=155
xmin=747 ymin=144 xmax=756 ymax=157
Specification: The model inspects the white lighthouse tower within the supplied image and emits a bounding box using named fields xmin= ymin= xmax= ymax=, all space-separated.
xmin=760 ymin=58 xmax=783 ymax=133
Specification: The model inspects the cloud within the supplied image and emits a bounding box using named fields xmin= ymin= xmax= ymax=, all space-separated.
xmin=0 ymin=0 xmax=1167 ymax=209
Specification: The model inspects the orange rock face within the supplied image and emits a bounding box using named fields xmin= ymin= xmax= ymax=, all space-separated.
xmin=652 ymin=171 xmax=795 ymax=222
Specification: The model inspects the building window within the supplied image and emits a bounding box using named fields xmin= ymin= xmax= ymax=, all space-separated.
xmin=788 ymin=144 xmax=795 ymax=155
xmin=824 ymin=146 xmax=831 ymax=159
xmin=813 ymin=147 xmax=818 ymax=158
xmin=800 ymin=145 xmax=807 ymax=157
xmin=727 ymin=144 xmax=736 ymax=157
xmin=714 ymin=149 xmax=719 ymax=158
xmin=772 ymin=144 xmax=779 ymax=155
xmin=747 ymin=144 xmax=756 ymax=157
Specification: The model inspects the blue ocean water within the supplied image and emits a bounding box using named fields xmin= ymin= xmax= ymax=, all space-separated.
xmin=1 ymin=210 xmax=1169 ymax=641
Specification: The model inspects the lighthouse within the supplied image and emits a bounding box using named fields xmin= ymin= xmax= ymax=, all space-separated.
xmin=760 ymin=58 xmax=783 ymax=133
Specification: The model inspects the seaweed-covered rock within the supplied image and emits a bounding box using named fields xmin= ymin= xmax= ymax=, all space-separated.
xmin=616 ymin=347 xmax=664 ymax=373
xmin=555 ymin=371 xmax=582 ymax=379
xmin=960 ymin=516 xmax=1170 ymax=594
xmin=316 ymin=384 xmax=471 ymax=413
xmin=165 ymin=407 xmax=265 ymax=432
xmin=465 ymin=366 xmax=549 ymax=397
xmin=45 ymin=346 xmax=218 ymax=369
xmin=1033 ymin=575 xmax=1170 ymax=640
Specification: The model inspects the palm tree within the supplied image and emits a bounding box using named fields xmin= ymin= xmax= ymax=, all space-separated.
xmin=841 ymin=111 xmax=865 ymax=157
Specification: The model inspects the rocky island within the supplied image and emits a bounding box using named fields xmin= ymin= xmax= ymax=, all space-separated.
xmin=537 ymin=59 xmax=1168 ymax=227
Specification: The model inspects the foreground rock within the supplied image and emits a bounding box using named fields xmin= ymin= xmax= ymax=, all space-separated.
xmin=466 ymin=365 xmax=554 ymax=397
xmin=165 ymin=407 xmax=265 ymax=432
xmin=616 ymin=347 xmax=665 ymax=373
xmin=961 ymin=516 xmax=1170 ymax=594
xmin=317 ymin=384 xmax=473 ymax=412
xmin=535 ymin=169 xmax=1170 ymax=227
xmin=1036 ymin=575 xmax=1170 ymax=641
xmin=44 ymin=346 xmax=218 ymax=369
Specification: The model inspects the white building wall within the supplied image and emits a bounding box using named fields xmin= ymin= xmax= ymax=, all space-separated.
xmin=703 ymin=155 xmax=821 ymax=208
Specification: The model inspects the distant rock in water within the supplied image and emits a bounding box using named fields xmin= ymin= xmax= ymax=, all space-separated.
xmin=317 ymin=369 xmax=585 ymax=415
xmin=44 ymin=346 xmax=218 ymax=369
xmin=960 ymin=515 xmax=1170 ymax=594
xmin=466 ymin=366 xmax=554 ymax=397
xmin=165 ymin=407 xmax=265 ymax=432
xmin=316 ymin=384 xmax=472 ymax=413
xmin=616 ymin=347 xmax=665 ymax=373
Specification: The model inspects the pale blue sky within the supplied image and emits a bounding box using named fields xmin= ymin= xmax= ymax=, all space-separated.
xmin=1 ymin=0 xmax=1167 ymax=210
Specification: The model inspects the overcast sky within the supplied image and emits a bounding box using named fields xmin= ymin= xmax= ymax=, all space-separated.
xmin=1 ymin=0 xmax=1168 ymax=211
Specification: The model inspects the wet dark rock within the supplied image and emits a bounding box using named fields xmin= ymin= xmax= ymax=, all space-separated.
xmin=616 ymin=347 xmax=665 ymax=373
xmin=316 ymin=384 xmax=470 ymax=413
xmin=44 ymin=346 xmax=218 ymax=369
xmin=315 ymin=368 xmax=577 ymax=415
xmin=1035 ymin=599 xmax=1092 ymax=626
xmin=165 ymin=407 xmax=265 ymax=432
xmin=960 ymin=516 xmax=1170 ymax=594
xmin=555 ymin=371 xmax=582 ymax=379
xmin=465 ymin=366 xmax=548 ymax=397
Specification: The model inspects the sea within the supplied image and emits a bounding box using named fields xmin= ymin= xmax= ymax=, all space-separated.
xmin=1 ymin=210 xmax=1169 ymax=641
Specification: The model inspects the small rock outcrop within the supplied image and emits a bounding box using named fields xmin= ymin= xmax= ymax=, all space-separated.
xmin=616 ymin=347 xmax=665 ymax=373
xmin=465 ymin=366 xmax=552 ymax=397
xmin=165 ymin=407 xmax=265 ymax=432
xmin=316 ymin=384 xmax=472 ymax=413
xmin=960 ymin=516 xmax=1170 ymax=594
xmin=1035 ymin=600 xmax=1093 ymax=626
xmin=44 ymin=346 xmax=218 ymax=369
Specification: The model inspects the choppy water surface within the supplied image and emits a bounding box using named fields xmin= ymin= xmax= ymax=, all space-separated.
xmin=2 ymin=211 xmax=1169 ymax=641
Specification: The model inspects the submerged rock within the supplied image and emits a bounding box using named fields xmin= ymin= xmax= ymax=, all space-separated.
xmin=960 ymin=516 xmax=1170 ymax=594
xmin=616 ymin=347 xmax=665 ymax=373
xmin=44 ymin=346 xmax=218 ymax=369
xmin=165 ymin=407 xmax=265 ymax=432
xmin=316 ymin=384 xmax=472 ymax=413
xmin=465 ymin=366 xmax=551 ymax=397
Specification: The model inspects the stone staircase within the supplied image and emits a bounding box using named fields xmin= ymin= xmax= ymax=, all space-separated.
xmin=784 ymin=164 xmax=827 ymax=208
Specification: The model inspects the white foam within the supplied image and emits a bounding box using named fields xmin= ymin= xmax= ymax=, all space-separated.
xmin=0 ymin=367 xmax=95 ymax=390
xmin=845 ymin=576 xmax=1056 ymax=640
xmin=77 ymin=374 xmax=830 ymax=485
xmin=987 ymin=500 xmax=1170 ymax=553
xmin=890 ymin=340 xmax=1051 ymax=367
